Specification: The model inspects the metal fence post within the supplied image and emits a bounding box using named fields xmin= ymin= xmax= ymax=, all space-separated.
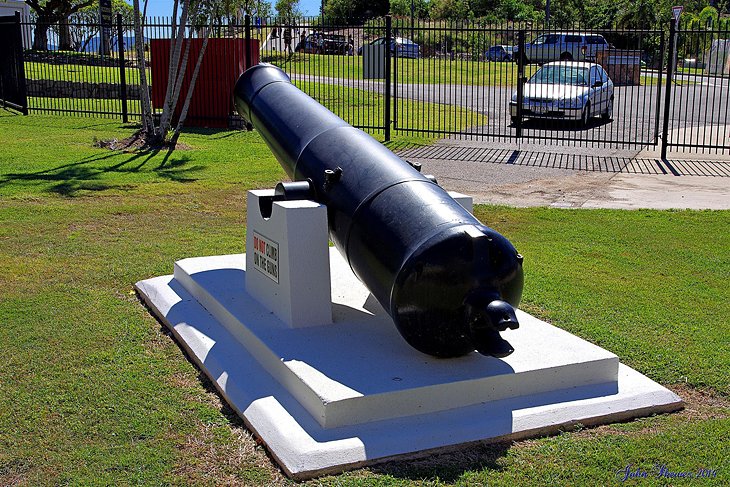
xmin=117 ymin=13 xmax=128 ymax=123
xmin=384 ymin=15 xmax=392 ymax=141
xmin=661 ymin=20 xmax=677 ymax=159
xmin=516 ymin=29 xmax=525 ymax=138
xmin=14 ymin=11 xmax=28 ymax=115
xmin=393 ymin=18 xmax=398 ymax=131
xmin=245 ymin=14 xmax=252 ymax=68
xmin=654 ymin=30 xmax=665 ymax=147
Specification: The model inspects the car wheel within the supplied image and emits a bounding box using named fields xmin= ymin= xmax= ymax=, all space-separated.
xmin=602 ymin=97 xmax=614 ymax=120
xmin=560 ymin=52 xmax=573 ymax=61
xmin=581 ymin=103 xmax=591 ymax=127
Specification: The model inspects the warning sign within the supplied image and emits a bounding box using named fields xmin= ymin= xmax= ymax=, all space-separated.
xmin=252 ymin=232 xmax=279 ymax=283
xmin=672 ymin=5 xmax=683 ymax=22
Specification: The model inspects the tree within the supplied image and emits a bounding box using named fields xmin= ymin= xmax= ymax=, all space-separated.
xmin=219 ymin=0 xmax=272 ymax=17
xmin=275 ymin=0 xmax=300 ymax=19
xmin=390 ymin=0 xmax=430 ymax=18
xmin=429 ymin=0 xmax=471 ymax=20
xmin=616 ymin=0 xmax=666 ymax=29
xmin=132 ymin=0 xmax=217 ymax=147
xmin=323 ymin=0 xmax=389 ymax=20
xmin=51 ymin=0 xmax=134 ymax=52
xmin=195 ymin=0 xmax=271 ymax=36
xmin=26 ymin=0 xmax=94 ymax=50
xmin=698 ymin=5 xmax=719 ymax=27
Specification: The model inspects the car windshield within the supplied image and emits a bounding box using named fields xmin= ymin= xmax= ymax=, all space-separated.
xmin=530 ymin=65 xmax=589 ymax=86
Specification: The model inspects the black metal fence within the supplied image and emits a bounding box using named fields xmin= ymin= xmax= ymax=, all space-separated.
xmin=663 ymin=21 xmax=730 ymax=154
xmin=0 ymin=13 xmax=28 ymax=114
xmin=21 ymin=13 xmax=133 ymax=120
xmin=13 ymin=14 xmax=730 ymax=154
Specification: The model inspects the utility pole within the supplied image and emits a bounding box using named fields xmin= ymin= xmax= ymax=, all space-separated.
xmin=411 ymin=0 xmax=414 ymax=39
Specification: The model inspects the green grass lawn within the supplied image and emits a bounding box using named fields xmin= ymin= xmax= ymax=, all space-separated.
xmin=26 ymin=55 xmax=538 ymax=87
xmin=24 ymin=61 xmax=146 ymax=85
xmin=274 ymin=52 xmax=537 ymax=86
xmin=28 ymin=96 xmax=142 ymax=117
xmin=0 ymin=111 xmax=728 ymax=485
xmin=27 ymin=81 xmax=483 ymax=140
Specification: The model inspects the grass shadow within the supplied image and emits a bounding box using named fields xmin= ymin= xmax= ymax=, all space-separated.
xmin=177 ymin=126 xmax=243 ymax=139
xmin=369 ymin=442 xmax=512 ymax=482
xmin=383 ymin=140 xmax=431 ymax=152
xmin=0 ymin=145 xmax=204 ymax=196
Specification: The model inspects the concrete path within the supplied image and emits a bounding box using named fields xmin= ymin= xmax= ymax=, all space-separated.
xmin=395 ymin=139 xmax=730 ymax=210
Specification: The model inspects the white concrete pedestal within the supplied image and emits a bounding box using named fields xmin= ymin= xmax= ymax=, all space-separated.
xmin=245 ymin=190 xmax=331 ymax=327
xmin=136 ymin=249 xmax=683 ymax=479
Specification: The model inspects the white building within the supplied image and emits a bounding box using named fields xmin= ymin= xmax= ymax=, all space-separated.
xmin=0 ymin=0 xmax=29 ymax=17
xmin=706 ymin=39 xmax=730 ymax=75
xmin=0 ymin=0 xmax=31 ymax=49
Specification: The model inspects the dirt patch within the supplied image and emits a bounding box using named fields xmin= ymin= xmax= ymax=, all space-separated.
xmin=0 ymin=458 xmax=32 ymax=487
xmin=566 ymin=384 xmax=729 ymax=440
xmin=93 ymin=131 xmax=193 ymax=152
xmin=668 ymin=384 xmax=730 ymax=421
xmin=369 ymin=442 xmax=511 ymax=482
xmin=172 ymin=422 xmax=288 ymax=486
xmin=459 ymin=172 xmax=617 ymax=208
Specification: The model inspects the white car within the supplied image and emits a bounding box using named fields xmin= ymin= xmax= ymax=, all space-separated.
xmin=509 ymin=61 xmax=614 ymax=127
xmin=518 ymin=32 xmax=609 ymax=64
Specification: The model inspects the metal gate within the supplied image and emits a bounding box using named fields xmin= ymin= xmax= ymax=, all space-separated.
xmin=662 ymin=21 xmax=730 ymax=155
xmin=512 ymin=27 xmax=664 ymax=148
xmin=0 ymin=12 xmax=28 ymax=115
xmin=391 ymin=18 xmax=665 ymax=149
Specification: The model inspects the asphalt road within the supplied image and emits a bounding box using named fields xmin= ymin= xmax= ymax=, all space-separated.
xmin=398 ymin=81 xmax=723 ymax=145
xmin=287 ymin=68 xmax=728 ymax=210
xmin=290 ymin=71 xmax=729 ymax=151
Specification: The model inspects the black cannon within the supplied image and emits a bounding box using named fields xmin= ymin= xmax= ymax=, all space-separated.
xmin=234 ymin=64 xmax=524 ymax=358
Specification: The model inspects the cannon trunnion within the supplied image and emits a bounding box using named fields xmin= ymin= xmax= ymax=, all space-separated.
xmin=234 ymin=64 xmax=524 ymax=358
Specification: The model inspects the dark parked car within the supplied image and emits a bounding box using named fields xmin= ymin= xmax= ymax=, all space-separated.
xmin=357 ymin=36 xmax=420 ymax=58
xmin=485 ymin=45 xmax=515 ymax=61
xmin=295 ymin=33 xmax=349 ymax=55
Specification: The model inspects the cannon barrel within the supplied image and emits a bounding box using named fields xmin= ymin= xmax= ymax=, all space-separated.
xmin=234 ymin=64 xmax=524 ymax=358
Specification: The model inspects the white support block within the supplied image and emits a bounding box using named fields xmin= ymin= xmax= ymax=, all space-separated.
xmin=245 ymin=190 xmax=332 ymax=327
xmin=448 ymin=191 xmax=474 ymax=214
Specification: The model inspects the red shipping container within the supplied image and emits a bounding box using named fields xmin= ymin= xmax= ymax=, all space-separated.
xmin=150 ymin=38 xmax=259 ymax=128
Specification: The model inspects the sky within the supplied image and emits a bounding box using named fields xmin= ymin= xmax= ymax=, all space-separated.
xmin=142 ymin=0 xmax=322 ymax=17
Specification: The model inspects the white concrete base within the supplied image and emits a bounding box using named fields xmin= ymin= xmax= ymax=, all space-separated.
xmin=135 ymin=250 xmax=683 ymax=479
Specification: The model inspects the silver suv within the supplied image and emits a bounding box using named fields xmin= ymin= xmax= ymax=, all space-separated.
xmin=519 ymin=33 xmax=609 ymax=64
